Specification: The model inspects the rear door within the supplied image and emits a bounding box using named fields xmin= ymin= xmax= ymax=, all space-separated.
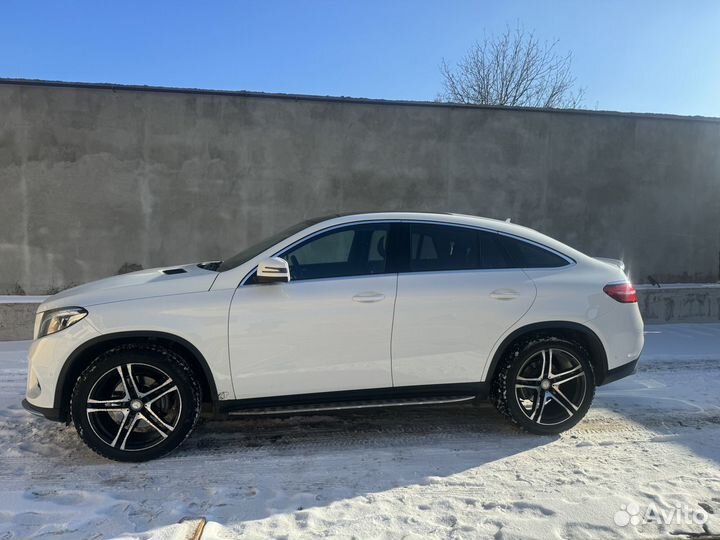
xmin=391 ymin=223 xmax=537 ymax=387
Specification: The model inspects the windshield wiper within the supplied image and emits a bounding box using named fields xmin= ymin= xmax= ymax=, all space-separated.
xmin=197 ymin=260 xmax=222 ymax=271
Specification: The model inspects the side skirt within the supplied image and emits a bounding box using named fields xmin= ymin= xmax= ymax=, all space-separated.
xmin=217 ymin=382 xmax=489 ymax=416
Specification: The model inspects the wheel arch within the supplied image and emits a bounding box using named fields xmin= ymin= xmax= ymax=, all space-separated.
xmin=54 ymin=331 xmax=219 ymax=421
xmin=485 ymin=321 xmax=609 ymax=386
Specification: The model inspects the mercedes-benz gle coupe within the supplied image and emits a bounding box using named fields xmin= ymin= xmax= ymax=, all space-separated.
xmin=23 ymin=212 xmax=643 ymax=461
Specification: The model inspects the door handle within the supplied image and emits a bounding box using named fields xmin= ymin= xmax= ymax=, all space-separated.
xmin=352 ymin=292 xmax=385 ymax=303
xmin=490 ymin=288 xmax=519 ymax=300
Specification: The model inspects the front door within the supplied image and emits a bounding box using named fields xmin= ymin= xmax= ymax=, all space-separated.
xmin=228 ymin=222 xmax=397 ymax=400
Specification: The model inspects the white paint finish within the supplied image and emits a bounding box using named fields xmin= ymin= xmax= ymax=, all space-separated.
xmin=25 ymin=318 xmax=101 ymax=408
xmin=25 ymin=288 xmax=238 ymax=408
xmin=586 ymin=308 xmax=645 ymax=369
xmin=229 ymin=275 xmax=397 ymax=399
xmin=84 ymin=289 xmax=236 ymax=400
xmin=480 ymin=259 xmax=644 ymax=379
xmin=392 ymin=270 xmax=536 ymax=386
xmin=256 ymin=257 xmax=290 ymax=281
xmin=40 ymin=263 xmax=217 ymax=311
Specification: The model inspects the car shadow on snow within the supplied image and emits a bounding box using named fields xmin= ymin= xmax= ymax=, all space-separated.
xmin=159 ymin=404 xmax=558 ymax=522
xmin=188 ymin=403 xmax=544 ymax=451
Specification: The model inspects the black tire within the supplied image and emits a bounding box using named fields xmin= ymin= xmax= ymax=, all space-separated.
xmin=491 ymin=337 xmax=595 ymax=435
xmin=70 ymin=344 xmax=201 ymax=462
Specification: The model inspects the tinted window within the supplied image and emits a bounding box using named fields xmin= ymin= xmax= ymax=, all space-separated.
xmin=500 ymin=236 xmax=570 ymax=268
xmin=478 ymin=231 xmax=514 ymax=269
xmin=281 ymin=223 xmax=390 ymax=281
xmin=291 ymin=229 xmax=353 ymax=265
xmin=408 ymin=224 xmax=513 ymax=272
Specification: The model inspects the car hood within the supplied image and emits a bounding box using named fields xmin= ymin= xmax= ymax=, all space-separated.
xmin=39 ymin=263 xmax=218 ymax=312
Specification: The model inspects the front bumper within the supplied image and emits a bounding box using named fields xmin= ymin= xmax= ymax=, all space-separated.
xmin=22 ymin=398 xmax=64 ymax=422
xmin=24 ymin=318 xmax=100 ymax=412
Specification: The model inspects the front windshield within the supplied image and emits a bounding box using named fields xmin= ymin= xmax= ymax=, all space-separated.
xmin=217 ymin=216 xmax=331 ymax=272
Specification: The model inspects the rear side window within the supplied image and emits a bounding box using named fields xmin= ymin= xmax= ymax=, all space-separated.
xmin=499 ymin=236 xmax=570 ymax=268
xmin=478 ymin=231 xmax=514 ymax=269
xmin=408 ymin=224 xmax=513 ymax=272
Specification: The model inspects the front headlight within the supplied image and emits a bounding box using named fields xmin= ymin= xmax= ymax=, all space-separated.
xmin=36 ymin=307 xmax=88 ymax=339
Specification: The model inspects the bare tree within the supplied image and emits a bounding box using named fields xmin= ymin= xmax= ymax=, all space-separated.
xmin=439 ymin=25 xmax=583 ymax=108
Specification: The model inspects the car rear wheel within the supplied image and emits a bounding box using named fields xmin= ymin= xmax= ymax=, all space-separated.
xmin=70 ymin=344 xmax=201 ymax=462
xmin=492 ymin=337 xmax=595 ymax=434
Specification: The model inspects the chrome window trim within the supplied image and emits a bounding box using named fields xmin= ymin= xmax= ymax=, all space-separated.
xmin=239 ymin=218 xmax=576 ymax=286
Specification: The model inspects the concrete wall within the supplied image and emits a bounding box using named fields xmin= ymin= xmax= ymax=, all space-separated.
xmin=638 ymin=284 xmax=720 ymax=324
xmin=0 ymin=303 xmax=37 ymax=341
xmin=1 ymin=80 xmax=719 ymax=293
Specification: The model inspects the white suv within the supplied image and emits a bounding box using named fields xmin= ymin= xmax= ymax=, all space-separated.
xmin=23 ymin=212 xmax=644 ymax=461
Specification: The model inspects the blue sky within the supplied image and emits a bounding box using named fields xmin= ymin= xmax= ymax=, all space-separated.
xmin=2 ymin=1 xmax=719 ymax=116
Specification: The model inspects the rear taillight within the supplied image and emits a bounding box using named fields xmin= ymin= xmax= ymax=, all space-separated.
xmin=603 ymin=283 xmax=638 ymax=303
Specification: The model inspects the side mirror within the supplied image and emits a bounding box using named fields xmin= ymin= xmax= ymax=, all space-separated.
xmin=257 ymin=257 xmax=290 ymax=283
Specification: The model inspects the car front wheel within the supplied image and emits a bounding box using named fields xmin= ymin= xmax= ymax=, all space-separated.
xmin=70 ymin=344 xmax=201 ymax=462
xmin=492 ymin=337 xmax=596 ymax=434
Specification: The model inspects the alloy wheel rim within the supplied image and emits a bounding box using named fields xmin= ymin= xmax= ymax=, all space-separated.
xmin=86 ymin=363 xmax=182 ymax=451
xmin=514 ymin=348 xmax=587 ymax=426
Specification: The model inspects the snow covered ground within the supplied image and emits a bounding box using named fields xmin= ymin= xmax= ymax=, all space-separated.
xmin=1 ymin=325 xmax=719 ymax=539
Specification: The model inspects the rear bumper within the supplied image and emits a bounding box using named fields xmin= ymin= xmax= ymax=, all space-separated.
xmin=22 ymin=398 xmax=64 ymax=422
xmin=600 ymin=356 xmax=639 ymax=386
